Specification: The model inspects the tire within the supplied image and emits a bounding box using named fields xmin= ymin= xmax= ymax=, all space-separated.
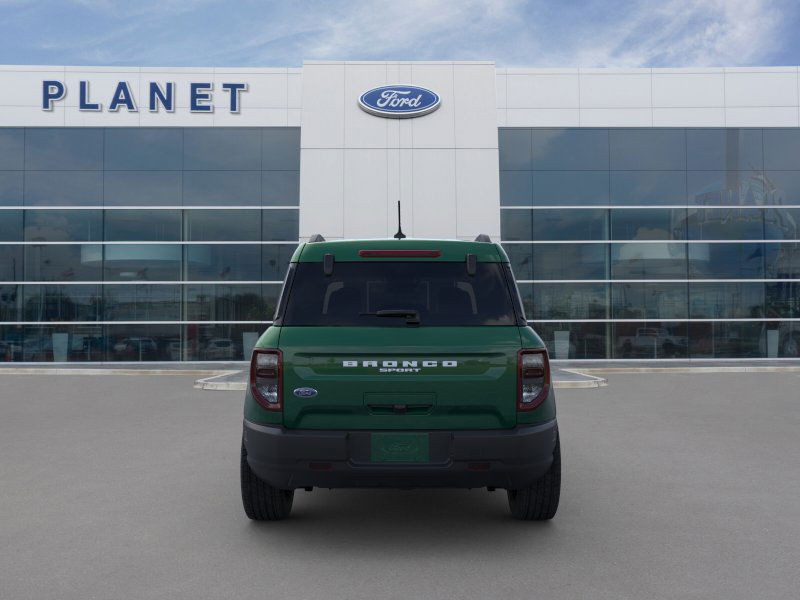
xmin=507 ymin=436 xmax=561 ymax=521
xmin=240 ymin=440 xmax=294 ymax=521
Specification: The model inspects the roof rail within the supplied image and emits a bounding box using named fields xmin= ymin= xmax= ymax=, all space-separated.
xmin=474 ymin=234 xmax=492 ymax=242
xmin=308 ymin=234 xmax=326 ymax=243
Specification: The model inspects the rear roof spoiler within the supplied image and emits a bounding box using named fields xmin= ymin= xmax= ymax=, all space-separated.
xmin=474 ymin=234 xmax=492 ymax=242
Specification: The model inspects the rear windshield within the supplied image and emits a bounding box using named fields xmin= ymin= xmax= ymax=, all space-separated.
xmin=281 ymin=262 xmax=519 ymax=326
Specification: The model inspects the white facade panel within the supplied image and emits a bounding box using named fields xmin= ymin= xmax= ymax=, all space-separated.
xmin=411 ymin=149 xmax=457 ymax=238
xmin=453 ymin=63 xmax=498 ymax=148
xmin=455 ymin=149 xmax=500 ymax=239
xmin=652 ymin=72 xmax=725 ymax=107
xmin=295 ymin=63 xmax=344 ymax=148
xmin=725 ymin=106 xmax=800 ymax=127
xmin=506 ymin=73 xmax=580 ymax=108
xmin=724 ymin=70 xmax=799 ymax=106
xmin=506 ymin=108 xmax=579 ymax=127
xmin=579 ymin=73 xmax=652 ymax=108
xmin=579 ymin=108 xmax=652 ymax=126
xmin=343 ymin=63 xmax=389 ymax=149
xmin=410 ymin=63 xmax=456 ymax=148
xmin=298 ymin=149 xmax=344 ymax=239
xmin=652 ymin=107 xmax=726 ymax=127
xmin=343 ymin=149 xmax=389 ymax=237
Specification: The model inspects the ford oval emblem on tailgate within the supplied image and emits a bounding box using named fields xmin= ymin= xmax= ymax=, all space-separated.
xmin=293 ymin=387 xmax=318 ymax=398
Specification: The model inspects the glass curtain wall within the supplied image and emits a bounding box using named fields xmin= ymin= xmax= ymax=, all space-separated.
xmin=500 ymin=128 xmax=800 ymax=359
xmin=0 ymin=127 xmax=299 ymax=362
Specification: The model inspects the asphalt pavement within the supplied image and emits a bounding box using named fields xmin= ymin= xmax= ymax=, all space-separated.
xmin=1 ymin=372 xmax=799 ymax=599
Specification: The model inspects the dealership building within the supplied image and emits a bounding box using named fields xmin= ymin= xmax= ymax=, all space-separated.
xmin=0 ymin=61 xmax=799 ymax=362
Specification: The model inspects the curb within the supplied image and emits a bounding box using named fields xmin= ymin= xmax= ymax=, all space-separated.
xmin=576 ymin=366 xmax=800 ymax=374
xmin=0 ymin=368 xmax=231 ymax=377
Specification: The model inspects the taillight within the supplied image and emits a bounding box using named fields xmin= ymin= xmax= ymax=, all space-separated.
xmin=518 ymin=348 xmax=550 ymax=411
xmin=250 ymin=349 xmax=282 ymax=411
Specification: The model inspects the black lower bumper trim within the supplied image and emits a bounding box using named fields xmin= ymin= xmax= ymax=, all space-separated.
xmin=243 ymin=419 xmax=558 ymax=490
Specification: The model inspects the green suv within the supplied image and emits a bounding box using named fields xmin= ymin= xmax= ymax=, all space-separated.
xmin=240 ymin=236 xmax=560 ymax=521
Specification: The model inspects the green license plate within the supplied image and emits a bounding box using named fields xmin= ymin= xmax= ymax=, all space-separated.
xmin=370 ymin=433 xmax=430 ymax=463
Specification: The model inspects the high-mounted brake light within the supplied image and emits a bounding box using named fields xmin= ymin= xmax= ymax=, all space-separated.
xmin=518 ymin=348 xmax=550 ymax=411
xmin=250 ymin=348 xmax=282 ymax=411
xmin=358 ymin=250 xmax=441 ymax=258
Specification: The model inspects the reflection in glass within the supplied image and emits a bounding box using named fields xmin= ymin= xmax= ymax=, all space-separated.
xmin=0 ymin=129 xmax=24 ymax=170
xmin=24 ymin=171 xmax=103 ymax=206
xmin=689 ymin=282 xmax=764 ymax=319
xmin=0 ymin=285 xmax=20 ymax=321
xmin=106 ymin=324 xmax=182 ymax=361
xmin=105 ymin=209 xmax=181 ymax=241
xmin=0 ymin=210 xmax=23 ymax=241
xmin=103 ymin=245 xmax=181 ymax=281
xmin=186 ymin=245 xmax=262 ymax=281
xmin=103 ymin=285 xmax=181 ymax=320
xmin=499 ymin=129 xmax=531 ymax=170
xmin=532 ymin=171 xmax=609 ymax=206
xmin=104 ymin=171 xmax=182 ymax=206
xmin=765 ymin=242 xmax=800 ymax=278
xmin=766 ymin=282 xmax=800 ymax=318
xmin=611 ymin=171 xmax=686 ymax=205
xmin=533 ymin=129 xmax=609 ymax=170
xmin=24 ymin=210 xmax=102 ymax=242
xmin=0 ymin=246 xmax=22 ymax=281
xmin=532 ymin=321 xmax=607 ymax=359
xmin=612 ymin=322 xmax=688 ymax=359
xmin=611 ymin=243 xmax=687 ymax=279
xmin=773 ymin=322 xmax=800 ymax=357
xmin=524 ymin=283 xmax=607 ymax=319
xmin=763 ymin=129 xmax=800 ymax=170
xmin=262 ymin=209 xmax=299 ymax=241
xmin=688 ymin=322 xmax=765 ymax=358
xmin=611 ymin=208 xmax=687 ymax=240
xmin=503 ymin=244 xmax=533 ymax=280
xmin=262 ymin=128 xmax=301 ymax=170
xmin=612 ymin=282 xmax=688 ymax=319
xmin=524 ymin=209 xmax=608 ymax=241
xmin=763 ymin=208 xmax=800 ymax=240
xmin=104 ymin=128 xmax=182 ymax=171
xmin=262 ymin=171 xmax=300 ymax=206
xmin=686 ymin=129 xmax=763 ymax=171
xmin=533 ymin=243 xmax=608 ymax=280
xmin=184 ymin=323 xmax=268 ymax=361
xmin=499 ymin=171 xmax=532 ymax=206
xmin=764 ymin=171 xmax=800 ymax=204
xmin=23 ymin=285 xmax=101 ymax=321
xmin=262 ymin=244 xmax=297 ymax=281
xmin=183 ymin=128 xmax=261 ymax=170
xmin=689 ymin=243 xmax=764 ymax=279
xmin=687 ymin=207 xmax=764 ymax=240
xmin=182 ymin=171 xmax=260 ymax=205
xmin=0 ymin=170 xmax=23 ymax=205
xmin=24 ymin=244 xmax=102 ymax=281
xmin=185 ymin=284 xmax=274 ymax=321
xmin=610 ymin=129 xmax=685 ymax=170
xmin=22 ymin=324 xmax=104 ymax=362
xmin=185 ymin=209 xmax=260 ymax=241
xmin=25 ymin=128 xmax=103 ymax=170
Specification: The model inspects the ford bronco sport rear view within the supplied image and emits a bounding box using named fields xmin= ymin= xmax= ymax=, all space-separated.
xmin=240 ymin=236 xmax=560 ymax=521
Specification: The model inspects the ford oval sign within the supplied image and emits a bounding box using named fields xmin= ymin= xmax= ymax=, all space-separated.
xmin=358 ymin=85 xmax=440 ymax=118
xmin=293 ymin=387 xmax=318 ymax=398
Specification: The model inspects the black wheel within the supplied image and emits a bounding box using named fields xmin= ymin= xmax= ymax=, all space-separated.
xmin=507 ymin=436 xmax=561 ymax=521
xmin=240 ymin=440 xmax=294 ymax=521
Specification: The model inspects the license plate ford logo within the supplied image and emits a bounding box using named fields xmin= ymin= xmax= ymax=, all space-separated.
xmin=293 ymin=387 xmax=318 ymax=398
xmin=358 ymin=85 xmax=440 ymax=118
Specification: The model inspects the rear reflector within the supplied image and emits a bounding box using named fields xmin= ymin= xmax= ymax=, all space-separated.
xmin=358 ymin=249 xmax=441 ymax=258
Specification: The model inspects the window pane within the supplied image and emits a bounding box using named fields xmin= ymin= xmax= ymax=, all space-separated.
xmin=612 ymin=282 xmax=688 ymax=319
xmin=0 ymin=171 xmax=24 ymax=206
xmin=0 ymin=209 xmax=22 ymax=241
xmin=689 ymin=242 xmax=765 ymax=279
xmin=104 ymin=128 xmax=182 ymax=170
xmin=183 ymin=128 xmax=261 ymax=170
xmin=185 ymin=323 xmax=266 ymax=361
xmin=613 ymin=321 xmax=688 ymax=359
xmin=25 ymin=171 xmax=103 ymax=206
xmin=262 ymin=244 xmax=297 ymax=281
xmin=22 ymin=324 xmax=104 ymax=362
xmin=764 ymin=170 xmax=800 ymax=204
xmin=106 ymin=324 xmax=181 ymax=361
xmin=533 ymin=129 xmax=609 ymax=170
xmin=533 ymin=171 xmax=609 ymax=206
xmin=103 ymin=245 xmax=181 ymax=281
xmin=25 ymin=128 xmax=103 ymax=170
xmin=103 ymin=285 xmax=181 ymax=320
xmin=0 ymin=285 xmax=20 ymax=321
xmin=185 ymin=284 xmax=273 ymax=321
xmin=611 ymin=242 xmax=687 ymax=279
xmin=688 ymin=170 xmax=770 ymax=205
xmin=500 ymin=210 xmax=531 ymax=241
xmin=186 ymin=245 xmax=262 ymax=281
xmin=105 ymin=209 xmax=181 ymax=241
xmin=104 ymin=171 xmax=182 ymax=206
xmin=610 ymin=129 xmax=685 ymax=170
xmin=532 ymin=321 xmax=608 ymax=359
xmin=527 ymin=282 xmax=607 ymax=319
xmin=765 ymin=242 xmax=800 ymax=278
xmin=262 ymin=128 xmax=300 ymax=170
xmin=0 ymin=129 xmax=24 ymax=170
xmin=503 ymin=244 xmax=533 ymax=280
xmin=262 ymin=209 xmax=299 ymax=241
xmin=534 ymin=243 xmax=608 ymax=280
xmin=503 ymin=209 xmax=607 ymax=242
xmin=183 ymin=171 xmax=260 ymax=206
xmin=262 ymin=170 xmax=299 ymax=206
xmin=0 ymin=325 xmax=23 ymax=361
xmin=24 ymin=209 xmax=102 ymax=241
xmin=611 ymin=171 xmax=687 ymax=205
xmin=22 ymin=285 xmax=101 ymax=321
xmin=687 ymin=207 xmax=764 ymax=240
xmin=686 ymin=129 xmax=763 ymax=171
xmin=499 ymin=129 xmax=532 ymax=170
xmin=764 ymin=129 xmax=800 ymax=170
xmin=499 ymin=171 xmax=532 ymax=206
xmin=611 ymin=208 xmax=687 ymax=240
xmin=24 ymin=244 xmax=102 ymax=281
xmin=773 ymin=323 xmax=800 ymax=357
xmin=184 ymin=209 xmax=260 ymax=241
xmin=766 ymin=282 xmax=800 ymax=317
xmin=0 ymin=246 xmax=22 ymax=280
xmin=763 ymin=208 xmax=800 ymax=239
xmin=689 ymin=321 xmax=765 ymax=358
xmin=689 ymin=282 xmax=765 ymax=318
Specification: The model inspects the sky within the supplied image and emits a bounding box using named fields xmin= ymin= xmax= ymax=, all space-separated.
xmin=0 ymin=0 xmax=798 ymax=68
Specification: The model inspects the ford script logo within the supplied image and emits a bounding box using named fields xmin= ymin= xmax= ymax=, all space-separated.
xmin=293 ymin=387 xmax=318 ymax=398
xmin=358 ymin=85 xmax=440 ymax=118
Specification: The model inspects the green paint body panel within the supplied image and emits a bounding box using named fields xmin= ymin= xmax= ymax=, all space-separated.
xmin=245 ymin=239 xmax=555 ymax=431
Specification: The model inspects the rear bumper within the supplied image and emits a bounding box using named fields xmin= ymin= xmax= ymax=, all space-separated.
xmin=243 ymin=419 xmax=558 ymax=490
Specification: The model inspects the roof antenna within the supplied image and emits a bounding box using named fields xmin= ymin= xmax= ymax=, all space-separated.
xmin=393 ymin=200 xmax=406 ymax=239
